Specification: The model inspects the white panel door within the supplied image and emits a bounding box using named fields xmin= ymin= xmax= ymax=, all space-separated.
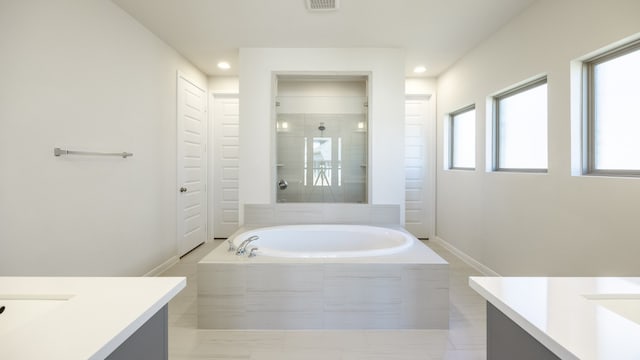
xmin=405 ymin=95 xmax=431 ymax=238
xmin=212 ymin=94 xmax=239 ymax=237
xmin=177 ymin=73 xmax=207 ymax=256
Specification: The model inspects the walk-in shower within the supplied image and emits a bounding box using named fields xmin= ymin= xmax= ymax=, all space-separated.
xmin=275 ymin=74 xmax=369 ymax=203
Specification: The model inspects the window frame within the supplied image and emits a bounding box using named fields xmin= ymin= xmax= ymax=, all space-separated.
xmin=583 ymin=39 xmax=640 ymax=176
xmin=492 ymin=76 xmax=548 ymax=173
xmin=448 ymin=104 xmax=476 ymax=170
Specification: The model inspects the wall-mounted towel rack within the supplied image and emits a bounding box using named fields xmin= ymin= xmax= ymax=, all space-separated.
xmin=53 ymin=147 xmax=133 ymax=158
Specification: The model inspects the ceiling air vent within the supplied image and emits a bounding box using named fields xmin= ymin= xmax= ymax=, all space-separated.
xmin=306 ymin=0 xmax=339 ymax=12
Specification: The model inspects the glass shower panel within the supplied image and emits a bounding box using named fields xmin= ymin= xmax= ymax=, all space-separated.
xmin=276 ymin=96 xmax=367 ymax=203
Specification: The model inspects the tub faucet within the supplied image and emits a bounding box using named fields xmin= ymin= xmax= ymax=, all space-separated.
xmin=236 ymin=235 xmax=259 ymax=255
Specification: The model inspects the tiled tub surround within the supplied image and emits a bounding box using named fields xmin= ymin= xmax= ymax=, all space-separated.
xmin=198 ymin=225 xmax=448 ymax=330
xmin=243 ymin=204 xmax=401 ymax=226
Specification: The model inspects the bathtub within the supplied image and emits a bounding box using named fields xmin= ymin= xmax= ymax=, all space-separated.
xmin=198 ymin=224 xmax=449 ymax=330
xmin=229 ymin=224 xmax=414 ymax=258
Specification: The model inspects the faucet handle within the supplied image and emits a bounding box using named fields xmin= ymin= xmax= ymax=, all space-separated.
xmin=227 ymin=238 xmax=236 ymax=252
xmin=248 ymin=247 xmax=259 ymax=258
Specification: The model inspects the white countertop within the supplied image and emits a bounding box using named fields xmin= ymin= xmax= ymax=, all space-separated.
xmin=470 ymin=277 xmax=640 ymax=360
xmin=0 ymin=276 xmax=185 ymax=359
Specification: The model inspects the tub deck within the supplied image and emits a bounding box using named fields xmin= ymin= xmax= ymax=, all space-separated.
xmin=197 ymin=226 xmax=448 ymax=329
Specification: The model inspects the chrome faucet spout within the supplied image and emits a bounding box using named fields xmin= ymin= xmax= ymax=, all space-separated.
xmin=235 ymin=235 xmax=259 ymax=255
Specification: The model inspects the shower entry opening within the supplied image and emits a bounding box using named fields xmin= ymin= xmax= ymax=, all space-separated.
xmin=275 ymin=74 xmax=369 ymax=203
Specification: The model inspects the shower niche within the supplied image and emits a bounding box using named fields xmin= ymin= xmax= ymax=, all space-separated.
xmin=275 ymin=74 xmax=368 ymax=203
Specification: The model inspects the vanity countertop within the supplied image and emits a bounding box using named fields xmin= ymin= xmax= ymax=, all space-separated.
xmin=470 ymin=277 xmax=640 ymax=360
xmin=0 ymin=276 xmax=185 ymax=359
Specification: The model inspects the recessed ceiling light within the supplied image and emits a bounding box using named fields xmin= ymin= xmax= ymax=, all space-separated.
xmin=217 ymin=61 xmax=231 ymax=70
xmin=413 ymin=66 xmax=427 ymax=74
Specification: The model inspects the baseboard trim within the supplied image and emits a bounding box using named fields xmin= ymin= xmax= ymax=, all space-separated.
xmin=433 ymin=236 xmax=500 ymax=276
xmin=144 ymin=256 xmax=179 ymax=277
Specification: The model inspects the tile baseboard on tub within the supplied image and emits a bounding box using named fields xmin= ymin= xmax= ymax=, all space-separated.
xmin=432 ymin=236 xmax=500 ymax=277
xmin=143 ymin=255 xmax=179 ymax=277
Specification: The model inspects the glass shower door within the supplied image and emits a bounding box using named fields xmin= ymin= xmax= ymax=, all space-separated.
xmin=276 ymin=97 xmax=367 ymax=203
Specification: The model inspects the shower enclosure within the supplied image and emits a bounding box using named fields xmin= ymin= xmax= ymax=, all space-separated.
xmin=275 ymin=75 xmax=368 ymax=203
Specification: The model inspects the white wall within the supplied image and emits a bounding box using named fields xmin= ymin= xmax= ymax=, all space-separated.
xmin=0 ymin=0 xmax=206 ymax=276
xmin=436 ymin=0 xmax=640 ymax=275
xmin=238 ymin=48 xmax=405 ymax=222
xmin=209 ymin=76 xmax=239 ymax=94
xmin=406 ymin=78 xmax=436 ymax=96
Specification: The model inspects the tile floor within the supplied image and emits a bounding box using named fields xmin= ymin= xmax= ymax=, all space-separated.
xmin=161 ymin=240 xmax=486 ymax=360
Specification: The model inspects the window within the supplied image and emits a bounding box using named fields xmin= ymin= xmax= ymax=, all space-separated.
xmin=449 ymin=105 xmax=476 ymax=169
xmin=312 ymin=137 xmax=332 ymax=186
xmin=493 ymin=78 xmax=548 ymax=171
xmin=303 ymin=135 xmax=344 ymax=187
xmin=584 ymin=40 xmax=640 ymax=175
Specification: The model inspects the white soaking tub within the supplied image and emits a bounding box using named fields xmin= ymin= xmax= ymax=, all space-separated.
xmin=228 ymin=224 xmax=414 ymax=258
xmin=198 ymin=224 xmax=449 ymax=330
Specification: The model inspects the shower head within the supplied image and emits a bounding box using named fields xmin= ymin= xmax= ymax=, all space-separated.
xmin=318 ymin=123 xmax=326 ymax=131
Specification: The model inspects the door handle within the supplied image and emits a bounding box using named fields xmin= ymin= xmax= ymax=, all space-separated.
xmin=180 ymin=187 xmax=187 ymax=193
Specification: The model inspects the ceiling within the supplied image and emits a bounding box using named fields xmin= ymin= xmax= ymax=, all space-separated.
xmin=112 ymin=0 xmax=537 ymax=77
